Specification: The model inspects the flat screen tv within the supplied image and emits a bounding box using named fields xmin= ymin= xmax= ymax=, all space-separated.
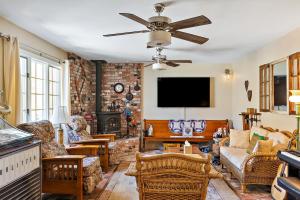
xmin=157 ymin=77 xmax=211 ymax=107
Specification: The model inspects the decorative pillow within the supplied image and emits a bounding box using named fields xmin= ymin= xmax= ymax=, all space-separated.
xmin=267 ymin=132 xmax=290 ymax=147
xmin=252 ymin=140 xmax=273 ymax=153
xmin=168 ymin=120 xmax=183 ymax=133
xmin=247 ymin=133 xmax=267 ymax=153
xmin=271 ymin=143 xmax=287 ymax=154
xmin=229 ymin=130 xmax=250 ymax=149
xmin=69 ymin=115 xmax=87 ymax=132
xmin=181 ymin=120 xmax=192 ymax=129
xmin=77 ymin=130 xmax=93 ymax=140
xmin=250 ymin=126 xmax=270 ymax=140
xmin=192 ymin=120 xmax=206 ymax=133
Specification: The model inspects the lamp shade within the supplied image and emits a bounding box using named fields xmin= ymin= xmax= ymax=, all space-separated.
xmin=152 ymin=63 xmax=168 ymax=70
xmin=289 ymin=90 xmax=300 ymax=103
xmin=51 ymin=106 xmax=69 ymax=125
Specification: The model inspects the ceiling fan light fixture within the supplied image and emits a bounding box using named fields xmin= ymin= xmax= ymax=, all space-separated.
xmin=152 ymin=62 xmax=168 ymax=70
xmin=148 ymin=31 xmax=171 ymax=47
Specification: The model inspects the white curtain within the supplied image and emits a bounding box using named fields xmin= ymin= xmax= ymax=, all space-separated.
xmin=0 ymin=36 xmax=20 ymax=125
xmin=62 ymin=60 xmax=71 ymax=115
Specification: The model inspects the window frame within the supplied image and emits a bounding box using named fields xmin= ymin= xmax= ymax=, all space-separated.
xmin=259 ymin=64 xmax=271 ymax=112
xmin=20 ymin=50 xmax=62 ymax=122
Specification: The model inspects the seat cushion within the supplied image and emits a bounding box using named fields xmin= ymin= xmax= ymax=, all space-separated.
xmin=220 ymin=146 xmax=249 ymax=170
xmin=83 ymin=157 xmax=101 ymax=176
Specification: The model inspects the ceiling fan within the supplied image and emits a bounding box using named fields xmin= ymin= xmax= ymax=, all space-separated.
xmin=143 ymin=47 xmax=192 ymax=70
xmin=103 ymin=2 xmax=211 ymax=47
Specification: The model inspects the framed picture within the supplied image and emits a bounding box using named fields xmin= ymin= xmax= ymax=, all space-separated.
xmin=182 ymin=126 xmax=193 ymax=137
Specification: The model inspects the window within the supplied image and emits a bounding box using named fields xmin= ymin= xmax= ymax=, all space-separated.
xmin=259 ymin=64 xmax=271 ymax=112
xmin=288 ymin=52 xmax=300 ymax=114
xmin=20 ymin=55 xmax=61 ymax=122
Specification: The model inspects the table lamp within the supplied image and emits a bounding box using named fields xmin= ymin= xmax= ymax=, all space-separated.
xmin=289 ymin=90 xmax=300 ymax=150
xmin=51 ymin=106 xmax=69 ymax=145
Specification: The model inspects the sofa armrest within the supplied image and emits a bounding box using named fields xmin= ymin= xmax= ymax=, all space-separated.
xmin=65 ymin=145 xmax=100 ymax=156
xmin=241 ymin=152 xmax=280 ymax=174
xmin=71 ymin=138 xmax=110 ymax=145
xmin=219 ymin=137 xmax=230 ymax=147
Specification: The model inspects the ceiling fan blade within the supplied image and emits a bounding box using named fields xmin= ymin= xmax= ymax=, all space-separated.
xmin=171 ymin=31 xmax=208 ymax=44
xmin=165 ymin=61 xmax=179 ymax=67
xmin=170 ymin=15 xmax=211 ymax=30
xmin=119 ymin=13 xmax=150 ymax=27
xmin=144 ymin=63 xmax=154 ymax=67
xmin=167 ymin=60 xmax=192 ymax=63
xmin=103 ymin=30 xmax=149 ymax=37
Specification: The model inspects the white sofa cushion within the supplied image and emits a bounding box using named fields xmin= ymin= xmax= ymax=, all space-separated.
xmin=267 ymin=132 xmax=290 ymax=147
xmin=229 ymin=129 xmax=250 ymax=149
xmin=250 ymin=126 xmax=270 ymax=140
xmin=220 ymin=146 xmax=249 ymax=170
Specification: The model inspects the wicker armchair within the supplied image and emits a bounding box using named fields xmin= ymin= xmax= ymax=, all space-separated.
xmin=219 ymin=129 xmax=294 ymax=192
xmin=127 ymin=153 xmax=212 ymax=200
xmin=66 ymin=115 xmax=117 ymax=171
xmin=17 ymin=120 xmax=102 ymax=200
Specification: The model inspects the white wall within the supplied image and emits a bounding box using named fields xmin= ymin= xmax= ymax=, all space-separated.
xmin=231 ymin=27 xmax=300 ymax=132
xmin=0 ymin=17 xmax=67 ymax=60
xmin=143 ymin=64 xmax=232 ymax=120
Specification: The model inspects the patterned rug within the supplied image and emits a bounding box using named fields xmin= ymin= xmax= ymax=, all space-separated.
xmin=214 ymin=165 xmax=272 ymax=200
xmin=98 ymin=162 xmax=239 ymax=200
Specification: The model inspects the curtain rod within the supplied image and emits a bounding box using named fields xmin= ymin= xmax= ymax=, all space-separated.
xmin=0 ymin=32 xmax=10 ymax=40
xmin=20 ymin=43 xmax=65 ymax=64
xmin=1 ymin=31 xmax=65 ymax=64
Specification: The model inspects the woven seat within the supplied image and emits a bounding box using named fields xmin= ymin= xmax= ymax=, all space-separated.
xmin=131 ymin=153 xmax=212 ymax=200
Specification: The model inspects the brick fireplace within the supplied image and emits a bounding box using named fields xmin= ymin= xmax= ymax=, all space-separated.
xmin=69 ymin=54 xmax=143 ymax=136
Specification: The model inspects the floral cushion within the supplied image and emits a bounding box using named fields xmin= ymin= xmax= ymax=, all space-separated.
xmin=66 ymin=124 xmax=92 ymax=143
xmin=69 ymin=115 xmax=88 ymax=132
xmin=42 ymin=140 xmax=68 ymax=158
xmin=83 ymin=157 xmax=101 ymax=176
xmin=83 ymin=157 xmax=102 ymax=194
xmin=83 ymin=169 xmax=102 ymax=194
xmin=17 ymin=120 xmax=55 ymax=143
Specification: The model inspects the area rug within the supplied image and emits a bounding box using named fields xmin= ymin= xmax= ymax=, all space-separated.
xmin=215 ymin=165 xmax=272 ymax=200
xmin=98 ymin=162 xmax=240 ymax=200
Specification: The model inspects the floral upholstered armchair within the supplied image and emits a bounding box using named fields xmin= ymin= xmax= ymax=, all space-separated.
xmin=17 ymin=120 xmax=102 ymax=200
xmin=66 ymin=115 xmax=118 ymax=171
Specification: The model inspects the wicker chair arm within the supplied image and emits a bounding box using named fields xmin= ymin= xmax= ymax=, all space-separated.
xmin=241 ymin=152 xmax=279 ymax=173
xmin=219 ymin=137 xmax=230 ymax=147
xmin=65 ymin=145 xmax=100 ymax=156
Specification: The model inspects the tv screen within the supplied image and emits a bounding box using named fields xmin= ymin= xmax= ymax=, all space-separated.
xmin=157 ymin=77 xmax=211 ymax=107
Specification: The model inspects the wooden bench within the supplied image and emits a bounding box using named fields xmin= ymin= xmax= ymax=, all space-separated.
xmin=143 ymin=119 xmax=229 ymax=150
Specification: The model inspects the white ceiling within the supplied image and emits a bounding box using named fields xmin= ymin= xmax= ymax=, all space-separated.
xmin=0 ymin=0 xmax=300 ymax=63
